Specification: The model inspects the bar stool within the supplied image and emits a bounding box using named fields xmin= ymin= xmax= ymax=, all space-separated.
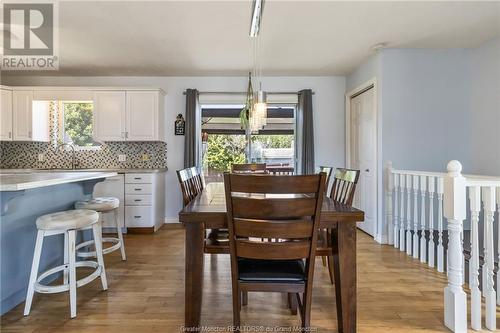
xmin=24 ymin=209 xmax=108 ymax=318
xmin=74 ymin=197 xmax=126 ymax=261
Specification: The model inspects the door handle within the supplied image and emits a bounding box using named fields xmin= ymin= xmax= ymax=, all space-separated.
xmin=365 ymin=169 xmax=370 ymax=172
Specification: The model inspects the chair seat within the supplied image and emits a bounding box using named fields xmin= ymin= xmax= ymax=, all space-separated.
xmin=75 ymin=197 xmax=119 ymax=212
xmin=238 ymin=258 xmax=306 ymax=283
xmin=36 ymin=209 xmax=99 ymax=231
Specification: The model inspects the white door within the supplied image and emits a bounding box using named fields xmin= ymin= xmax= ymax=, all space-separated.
xmin=350 ymin=87 xmax=377 ymax=236
xmin=1 ymin=89 xmax=13 ymax=140
xmin=93 ymin=91 xmax=126 ymax=142
xmin=126 ymin=91 xmax=158 ymax=141
xmin=93 ymin=174 xmax=125 ymax=228
xmin=12 ymin=90 xmax=33 ymax=141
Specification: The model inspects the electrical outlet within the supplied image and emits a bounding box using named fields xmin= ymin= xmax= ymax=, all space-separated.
xmin=141 ymin=154 xmax=150 ymax=161
xmin=37 ymin=153 xmax=45 ymax=162
xmin=118 ymin=154 xmax=127 ymax=162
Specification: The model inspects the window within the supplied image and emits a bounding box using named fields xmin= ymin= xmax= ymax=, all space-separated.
xmin=201 ymin=104 xmax=296 ymax=183
xmin=59 ymin=101 xmax=100 ymax=148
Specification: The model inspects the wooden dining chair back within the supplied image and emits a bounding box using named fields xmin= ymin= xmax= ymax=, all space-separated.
xmin=317 ymin=166 xmax=333 ymax=193
xmin=224 ymin=173 xmax=326 ymax=328
xmin=231 ymin=163 xmax=267 ymax=173
xmin=177 ymin=167 xmax=204 ymax=206
xmin=330 ymin=168 xmax=360 ymax=205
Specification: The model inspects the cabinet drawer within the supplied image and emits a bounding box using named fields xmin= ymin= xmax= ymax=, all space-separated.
xmin=125 ymin=183 xmax=152 ymax=194
xmin=125 ymin=173 xmax=153 ymax=184
xmin=125 ymin=194 xmax=152 ymax=206
xmin=125 ymin=206 xmax=153 ymax=227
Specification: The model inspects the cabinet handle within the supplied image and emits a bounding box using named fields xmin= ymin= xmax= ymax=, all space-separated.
xmin=134 ymin=177 xmax=142 ymax=180
xmin=134 ymin=188 xmax=142 ymax=191
xmin=134 ymin=215 xmax=142 ymax=218
xmin=8 ymin=132 xmax=11 ymax=138
xmin=134 ymin=199 xmax=142 ymax=202
xmin=125 ymin=131 xmax=129 ymax=139
xmin=28 ymin=131 xmax=32 ymax=138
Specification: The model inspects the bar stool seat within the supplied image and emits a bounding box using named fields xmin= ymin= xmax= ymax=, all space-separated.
xmin=36 ymin=210 xmax=100 ymax=230
xmin=24 ymin=209 xmax=108 ymax=318
xmin=74 ymin=197 xmax=126 ymax=261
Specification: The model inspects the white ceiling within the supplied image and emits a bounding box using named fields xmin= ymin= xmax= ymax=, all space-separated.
xmin=3 ymin=0 xmax=500 ymax=76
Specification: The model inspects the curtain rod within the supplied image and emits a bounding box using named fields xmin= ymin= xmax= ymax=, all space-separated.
xmin=182 ymin=91 xmax=315 ymax=95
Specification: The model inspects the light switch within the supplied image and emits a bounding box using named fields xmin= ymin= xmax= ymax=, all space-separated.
xmin=118 ymin=154 xmax=127 ymax=162
xmin=38 ymin=153 xmax=45 ymax=162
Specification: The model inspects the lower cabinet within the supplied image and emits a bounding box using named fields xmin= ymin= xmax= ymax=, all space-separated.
xmin=124 ymin=172 xmax=165 ymax=231
xmin=92 ymin=172 xmax=165 ymax=232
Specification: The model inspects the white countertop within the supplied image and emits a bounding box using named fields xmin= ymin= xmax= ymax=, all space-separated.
xmin=0 ymin=172 xmax=117 ymax=191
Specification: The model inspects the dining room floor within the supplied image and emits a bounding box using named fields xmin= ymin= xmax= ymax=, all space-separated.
xmin=1 ymin=225 xmax=480 ymax=333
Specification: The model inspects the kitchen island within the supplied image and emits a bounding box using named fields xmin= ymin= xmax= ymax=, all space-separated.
xmin=0 ymin=171 xmax=116 ymax=315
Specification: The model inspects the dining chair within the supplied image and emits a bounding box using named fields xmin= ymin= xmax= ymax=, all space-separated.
xmin=316 ymin=168 xmax=360 ymax=284
xmin=266 ymin=163 xmax=294 ymax=175
xmin=231 ymin=163 xmax=267 ymax=173
xmin=317 ymin=166 xmax=333 ymax=193
xmin=177 ymin=167 xmax=228 ymax=253
xmin=224 ymin=172 xmax=327 ymax=328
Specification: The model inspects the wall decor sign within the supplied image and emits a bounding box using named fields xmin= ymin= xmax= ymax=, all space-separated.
xmin=175 ymin=114 xmax=185 ymax=135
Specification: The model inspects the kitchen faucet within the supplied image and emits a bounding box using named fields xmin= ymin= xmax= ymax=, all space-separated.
xmin=56 ymin=143 xmax=78 ymax=169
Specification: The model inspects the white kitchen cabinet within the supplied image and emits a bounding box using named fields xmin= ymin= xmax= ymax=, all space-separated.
xmin=1 ymin=88 xmax=13 ymax=140
xmin=94 ymin=89 xmax=165 ymax=142
xmin=12 ymin=90 xmax=49 ymax=142
xmin=126 ymin=91 xmax=158 ymax=141
xmin=93 ymin=174 xmax=125 ymax=228
xmin=124 ymin=172 xmax=165 ymax=231
xmin=93 ymin=91 xmax=126 ymax=142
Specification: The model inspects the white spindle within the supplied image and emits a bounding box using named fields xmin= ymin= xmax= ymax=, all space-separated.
xmin=387 ymin=161 xmax=394 ymax=245
xmin=443 ymin=160 xmax=467 ymax=333
xmin=413 ymin=175 xmax=419 ymax=259
xmin=482 ymin=187 xmax=496 ymax=331
xmin=496 ymin=187 xmax=500 ymax=306
xmin=406 ymin=174 xmax=412 ymax=256
xmin=437 ymin=177 xmax=445 ymax=273
xmin=399 ymin=174 xmax=406 ymax=252
xmin=469 ymin=186 xmax=481 ymax=331
xmin=393 ymin=172 xmax=399 ymax=249
xmin=420 ymin=175 xmax=427 ymax=263
xmin=428 ymin=177 xmax=435 ymax=268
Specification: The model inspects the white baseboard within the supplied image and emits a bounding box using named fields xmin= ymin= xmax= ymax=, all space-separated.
xmin=164 ymin=217 xmax=179 ymax=224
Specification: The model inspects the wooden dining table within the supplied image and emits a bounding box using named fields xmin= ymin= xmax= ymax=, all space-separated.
xmin=178 ymin=182 xmax=364 ymax=333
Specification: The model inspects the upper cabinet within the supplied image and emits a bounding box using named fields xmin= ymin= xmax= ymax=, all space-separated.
xmin=1 ymin=88 xmax=13 ymax=140
xmin=93 ymin=91 xmax=127 ymax=141
xmin=93 ymin=89 xmax=165 ymax=142
xmin=8 ymin=89 xmax=49 ymax=142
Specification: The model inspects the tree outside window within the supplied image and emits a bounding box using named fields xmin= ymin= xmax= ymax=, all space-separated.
xmin=61 ymin=102 xmax=100 ymax=147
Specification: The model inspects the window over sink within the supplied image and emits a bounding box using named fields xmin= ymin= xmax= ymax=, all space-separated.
xmin=57 ymin=101 xmax=101 ymax=149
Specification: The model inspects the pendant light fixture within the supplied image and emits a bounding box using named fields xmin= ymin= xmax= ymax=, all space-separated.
xmin=249 ymin=0 xmax=267 ymax=133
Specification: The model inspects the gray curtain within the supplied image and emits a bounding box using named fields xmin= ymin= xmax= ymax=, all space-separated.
xmin=184 ymin=89 xmax=201 ymax=168
xmin=297 ymin=89 xmax=315 ymax=174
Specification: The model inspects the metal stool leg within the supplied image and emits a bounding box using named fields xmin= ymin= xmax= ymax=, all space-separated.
xmin=24 ymin=230 xmax=45 ymax=316
xmin=114 ymin=209 xmax=126 ymax=261
xmin=68 ymin=230 xmax=77 ymax=318
xmin=92 ymin=222 xmax=108 ymax=290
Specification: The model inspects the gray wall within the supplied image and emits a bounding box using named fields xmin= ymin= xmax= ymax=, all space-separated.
xmin=469 ymin=37 xmax=500 ymax=175
xmin=1 ymin=76 xmax=346 ymax=221
xmin=346 ymin=37 xmax=500 ymax=241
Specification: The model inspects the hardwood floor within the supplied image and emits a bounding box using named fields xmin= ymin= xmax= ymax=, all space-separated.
xmin=1 ymin=226 xmax=493 ymax=332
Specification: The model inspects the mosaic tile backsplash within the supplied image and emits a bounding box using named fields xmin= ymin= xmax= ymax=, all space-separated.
xmin=0 ymin=141 xmax=167 ymax=169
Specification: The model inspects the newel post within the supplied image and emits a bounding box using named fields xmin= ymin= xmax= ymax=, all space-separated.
xmin=443 ymin=160 xmax=467 ymax=333
xmin=386 ymin=161 xmax=394 ymax=245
